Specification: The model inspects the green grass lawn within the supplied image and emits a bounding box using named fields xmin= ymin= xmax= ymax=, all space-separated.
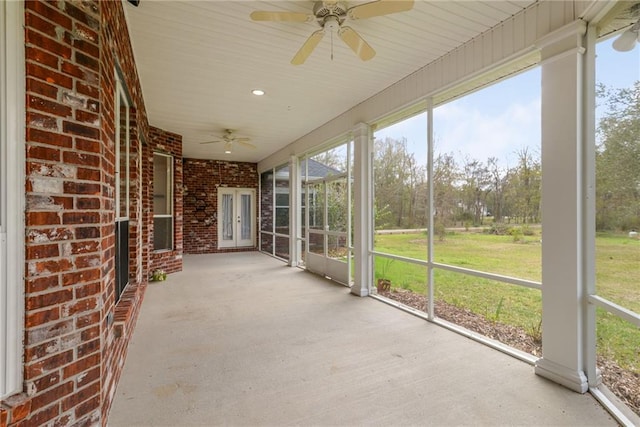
xmin=374 ymin=229 xmax=640 ymax=373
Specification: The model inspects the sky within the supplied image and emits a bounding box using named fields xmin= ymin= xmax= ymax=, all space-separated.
xmin=374 ymin=36 xmax=640 ymax=168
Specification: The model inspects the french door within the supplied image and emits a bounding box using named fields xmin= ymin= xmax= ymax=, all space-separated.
xmin=218 ymin=188 xmax=255 ymax=248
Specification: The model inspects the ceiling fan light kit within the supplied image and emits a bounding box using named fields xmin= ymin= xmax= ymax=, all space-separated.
xmin=613 ymin=20 xmax=640 ymax=52
xmin=200 ymin=129 xmax=256 ymax=154
xmin=251 ymin=0 xmax=414 ymax=65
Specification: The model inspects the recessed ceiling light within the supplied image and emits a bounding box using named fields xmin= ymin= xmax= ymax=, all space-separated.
xmin=252 ymin=89 xmax=265 ymax=96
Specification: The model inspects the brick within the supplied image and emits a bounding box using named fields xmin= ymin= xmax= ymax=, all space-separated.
xmin=80 ymin=326 xmax=99 ymax=342
xmin=75 ymin=81 xmax=99 ymax=99
xmin=76 ymin=197 xmax=100 ymax=209
xmin=63 ymin=121 xmax=100 ymax=140
xmin=75 ymin=52 xmax=99 ymax=72
xmin=27 ymin=275 xmax=61 ymax=293
xmin=63 ymin=182 xmax=101 ymax=196
xmin=61 ymin=60 xmax=98 ymax=84
xmin=31 ymin=381 xmax=74 ymax=412
xmin=27 ymin=211 xmax=61 ymax=226
xmin=63 ymin=151 xmax=100 ymax=167
xmin=26 ymin=45 xmax=59 ymax=69
xmin=28 ymin=372 xmax=61 ymax=396
xmin=50 ymin=196 xmax=74 ymax=210
xmin=25 ymin=307 xmax=60 ymax=328
xmin=76 ymin=367 xmax=99 ymax=388
xmin=75 ymin=395 xmax=99 ymax=420
xmin=28 ymin=162 xmax=76 ymax=178
xmin=23 ymin=404 xmax=60 ymax=426
xmin=65 ymin=3 xmax=99 ymax=30
xmin=27 ymin=227 xmax=74 ymax=243
xmin=26 ymin=10 xmax=60 ymax=38
xmin=75 ymin=226 xmax=100 ymax=240
xmin=75 ymin=138 xmax=100 ymax=154
xmin=62 ymin=299 xmax=98 ymax=319
xmin=28 ymin=177 xmax=63 ymax=195
xmin=73 ymin=38 xmax=99 ymax=59
xmin=27 ymin=243 xmax=60 ymax=259
xmin=62 ymin=211 xmax=100 ymax=225
xmin=76 ymin=168 xmax=101 ymax=183
xmin=62 ymin=353 xmax=100 ymax=379
xmin=28 ymin=95 xmax=73 ymax=118
xmin=25 ymin=28 xmax=71 ymax=58
xmin=3 ymin=394 xmax=32 ymax=424
xmin=26 ymin=1 xmax=72 ymax=29
xmin=62 ymin=381 xmax=100 ymax=412
xmin=70 ymin=241 xmax=99 ymax=255
xmin=62 ymin=269 xmax=100 ymax=286
xmin=76 ymin=338 xmax=100 ymax=358
xmin=75 ymin=109 xmax=99 ymax=125
xmin=27 ymin=77 xmax=59 ymax=99
xmin=28 ymin=258 xmax=74 ymax=277
xmin=74 ymin=280 xmax=100 ymax=297
xmin=25 ymin=339 xmax=60 ymax=363
xmin=27 ymin=289 xmax=73 ymax=316
xmin=25 ymin=350 xmax=73 ymax=379
xmin=27 ymin=60 xmax=72 ymax=88
xmin=28 ymin=111 xmax=59 ymax=131
xmin=76 ymin=312 xmax=100 ymax=330
xmin=73 ymin=23 xmax=98 ymax=44
xmin=28 ymin=128 xmax=73 ymax=148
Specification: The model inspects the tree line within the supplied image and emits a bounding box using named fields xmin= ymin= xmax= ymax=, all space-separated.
xmin=373 ymin=137 xmax=541 ymax=230
xmin=372 ymin=82 xmax=639 ymax=232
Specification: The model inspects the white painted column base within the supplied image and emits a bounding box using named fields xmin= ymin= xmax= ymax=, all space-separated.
xmin=535 ymin=358 xmax=588 ymax=393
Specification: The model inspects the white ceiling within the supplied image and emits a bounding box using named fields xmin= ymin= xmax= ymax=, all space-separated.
xmin=124 ymin=0 xmax=538 ymax=163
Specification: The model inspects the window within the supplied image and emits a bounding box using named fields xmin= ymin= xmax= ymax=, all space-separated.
xmin=1 ymin=0 xmax=25 ymax=398
xmin=114 ymin=73 xmax=130 ymax=302
xmin=153 ymin=153 xmax=173 ymax=251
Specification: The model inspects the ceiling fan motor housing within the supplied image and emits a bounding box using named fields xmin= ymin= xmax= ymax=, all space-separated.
xmin=313 ymin=1 xmax=348 ymax=27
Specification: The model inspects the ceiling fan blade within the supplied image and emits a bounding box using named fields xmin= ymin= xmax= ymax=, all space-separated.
xmin=291 ymin=30 xmax=325 ymax=65
xmin=234 ymin=138 xmax=252 ymax=144
xmin=338 ymin=26 xmax=376 ymax=61
xmin=347 ymin=0 xmax=414 ymax=20
xmin=199 ymin=139 xmax=222 ymax=145
xmin=237 ymin=140 xmax=257 ymax=150
xmin=250 ymin=11 xmax=311 ymax=22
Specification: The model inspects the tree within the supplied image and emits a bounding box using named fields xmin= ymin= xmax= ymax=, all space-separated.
xmin=508 ymin=147 xmax=541 ymax=224
xmin=432 ymin=153 xmax=460 ymax=228
xmin=487 ymin=157 xmax=507 ymax=222
xmin=596 ymin=82 xmax=640 ymax=231
xmin=460 ymin=157 xmax=491 ymax=226
xmin=373 ymin=136 xmax=427 ymax=229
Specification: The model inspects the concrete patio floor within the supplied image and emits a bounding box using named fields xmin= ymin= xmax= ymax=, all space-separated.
xmin=108 ymin=252 xmax=615 ymax=426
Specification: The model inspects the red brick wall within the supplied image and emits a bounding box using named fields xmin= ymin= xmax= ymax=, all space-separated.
xmin=146 ymin=127 xmax=183 ymax=274
xmin=183 ymin=159 xmax=259 ymax=254
xmin=1 ymin=1 xmax=171 ymax=426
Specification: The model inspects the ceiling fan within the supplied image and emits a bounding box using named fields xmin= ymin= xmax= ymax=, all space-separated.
xmin=200 ymin=129 xmax=256 ymax=154
xmin=250 ymin=0 xmax=414 ymax=65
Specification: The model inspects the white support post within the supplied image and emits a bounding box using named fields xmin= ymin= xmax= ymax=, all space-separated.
xmin=289 ymin=156 xmax=301 ymax=267
xmin=583 ymin=23 xmax=600 ymax=388
xmin=534 ymin=20 xmax=589 ymax=393
xmin=351 ymin=122 xmax=373 ymax=297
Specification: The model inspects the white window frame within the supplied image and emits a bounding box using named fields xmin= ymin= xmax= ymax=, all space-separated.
xmin=115 ymin=74 xmax=130 ymax=222
xmin=1 ymin=0 xmax=25 ymax=399
xmin=153 ymin=152 xmax=174 ymax=252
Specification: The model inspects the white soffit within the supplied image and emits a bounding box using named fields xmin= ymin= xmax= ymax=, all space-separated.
xmin=125 ymin=0 xmax=539 ymax=163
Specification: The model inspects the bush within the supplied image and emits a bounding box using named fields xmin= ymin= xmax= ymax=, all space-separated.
xmin=487 ymin=223 xmax=510 ymax=235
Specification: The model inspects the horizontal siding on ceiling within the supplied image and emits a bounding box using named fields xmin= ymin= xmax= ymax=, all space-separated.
xmin=258 ymin=0 xmax=585 ymax=172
